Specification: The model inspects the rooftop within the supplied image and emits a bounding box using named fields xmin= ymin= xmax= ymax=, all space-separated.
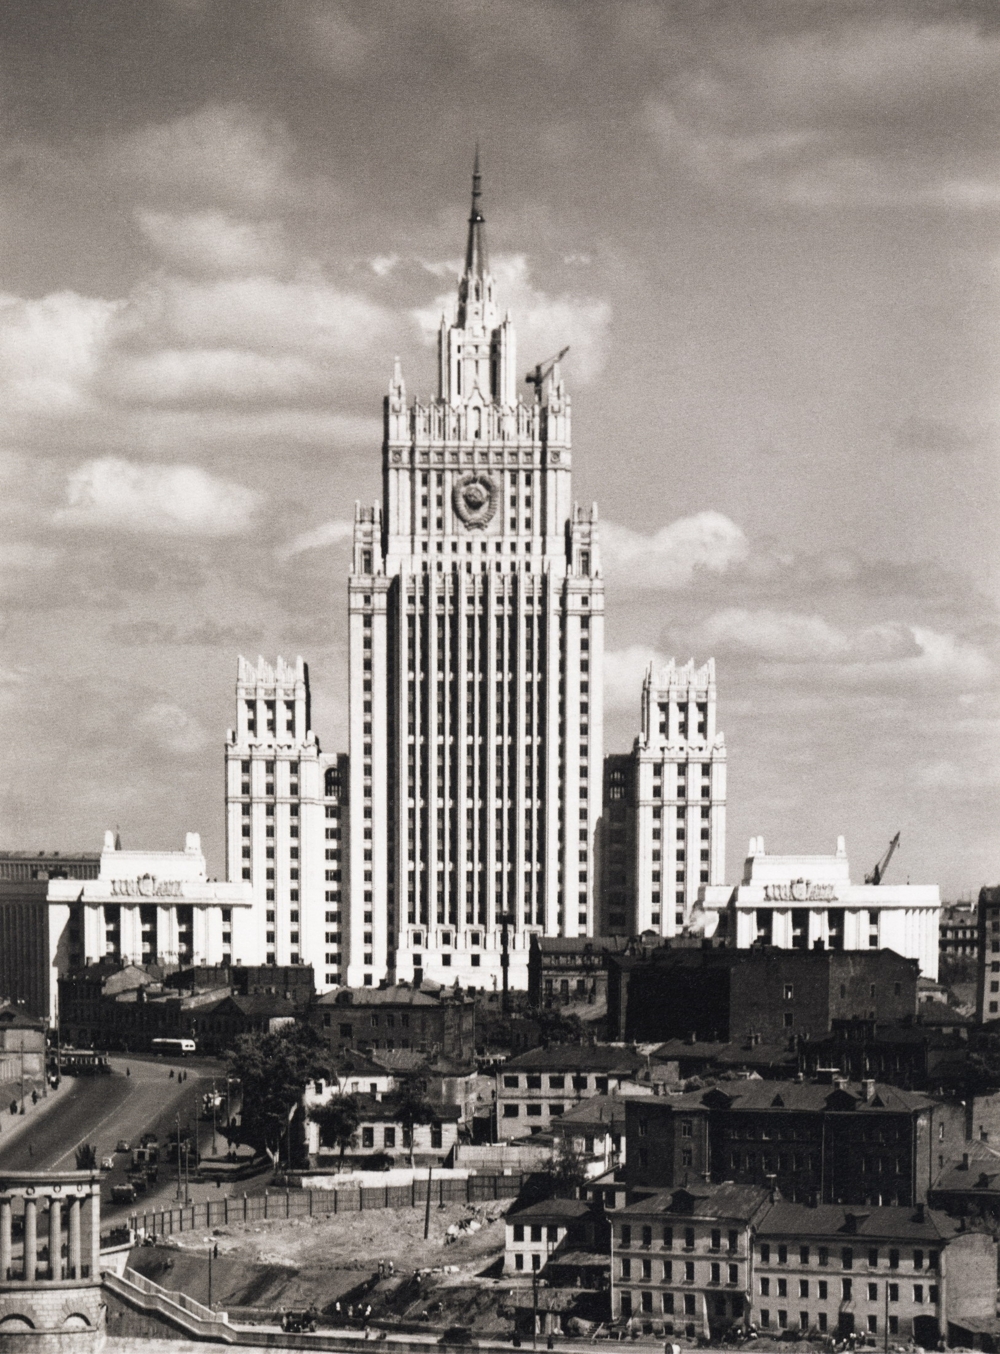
xmin=314 ymin=984 xmax=471 ymax=1008
xmin=508 ymin=1197 xmax=595 ymax=1223
xmin=649 ymin=1079 xmax=938 ymax=1115
xmin=621 ymin=1183 xmax=770 ymax=1222
xmin=505 ymin=1045 xmax=645 ymax=1074
xmin=757 ymin=1201 xmax=959 ymax=1242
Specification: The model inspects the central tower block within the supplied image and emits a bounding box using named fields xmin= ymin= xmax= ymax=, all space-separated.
xmin=346 ymin=160 xmax=604 ymax=989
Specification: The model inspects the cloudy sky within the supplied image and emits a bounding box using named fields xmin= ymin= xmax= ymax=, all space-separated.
xmin=1 ymin=0 xmax=997 ymax=898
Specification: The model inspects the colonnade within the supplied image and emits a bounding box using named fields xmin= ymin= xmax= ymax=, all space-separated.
xmin=0 ymin=1171 xmax=100 ymax=1285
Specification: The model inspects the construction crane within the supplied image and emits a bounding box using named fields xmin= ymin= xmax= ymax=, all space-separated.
xmin=865 ymin=832 xmax=900 ymax=885
xmin=525 ymin=345 xmax=570 ymax=391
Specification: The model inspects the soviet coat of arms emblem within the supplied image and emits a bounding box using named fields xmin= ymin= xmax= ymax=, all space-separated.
xmin=452 ymin=472 xmax=499 ymax=528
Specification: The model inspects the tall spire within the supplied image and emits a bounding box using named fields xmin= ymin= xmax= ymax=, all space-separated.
xmin=464 ymin=145 xmax=487 ymax=280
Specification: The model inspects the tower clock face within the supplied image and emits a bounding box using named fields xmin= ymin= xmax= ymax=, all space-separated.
xmin=453 ymin=472 xmax=499 ymax=528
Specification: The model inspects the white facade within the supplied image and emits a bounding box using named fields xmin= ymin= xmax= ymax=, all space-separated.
xmin=224 ymin=655 xmax=348 ymax=990
xmin=634 ymin=658 xmax=726 ymax=937
xmin=346 ymin=161 xmax=604 ymax=990
xmin=701 ymin=836 xmax=941 ymax=979
xmin=46 ymin=831 xmax=255 ymax=1022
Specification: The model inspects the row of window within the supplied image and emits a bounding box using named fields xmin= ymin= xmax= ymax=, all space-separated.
xmin=759 ymin=1277 xmax=937 ymax=1303
xmin=502 ymin=1073 xmax=610 ymax=1091
xmin=621 ymin=1259 xmax=741 ymax=1285
xmin=619 ymin=1226 xmax=738 ymax=1252
xmin=759 ymin=1244 xmax=937 ymax=1270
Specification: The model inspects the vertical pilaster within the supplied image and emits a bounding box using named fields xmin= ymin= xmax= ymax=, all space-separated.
xmin=23 ymin=1197 xmax=36 ymax=1281
xmin=0 ymin=1197 xmax=11 ymax=1280
xmin=48 ymin=1196 xmax=61 ymax=1279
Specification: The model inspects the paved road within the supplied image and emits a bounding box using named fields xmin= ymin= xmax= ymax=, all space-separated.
xmin=0 ymin=1055 xmax=227 ymax=1219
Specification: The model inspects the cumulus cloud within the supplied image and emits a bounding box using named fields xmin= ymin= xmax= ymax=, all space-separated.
xmin=55 ymin=457 xmax=259 ymax=536
xmin=275 ymin=518 xmax=354 ymax=562
xmin=413 ymin=253 xmax=612 ymax=384
xmin=271 ymin=0 xmax=372 ymax=77
xmin=103 ymin=103 xmax=302 ymax=211
xmin=135 ymin=209 xmax=289 ymax=275
xmin=689 ymin=608 xmax=992 ymax=690
xmin=136 ymin=701 xmax=209 ymax=755
xmin=646 ymin=17 xmax=1000 ymax=208
xmin=106 ymin=348 xmax=330 ymax=407
xmin=113 ymin=273 xmax=391 ymax=358
xmin=603 ymin=644 xmax=665 ymax=712
xmin=0 ymin=292 xmax=117 ymax=416
xmin=602 ymin=512 xmax=749 ymax=589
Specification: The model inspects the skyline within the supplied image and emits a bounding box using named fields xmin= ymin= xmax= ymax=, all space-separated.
xmin=1 ymin=1 xmax=997 ymax=900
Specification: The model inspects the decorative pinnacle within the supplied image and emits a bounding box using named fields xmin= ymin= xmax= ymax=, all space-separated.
xmin=464 ymin=146 xmax=487 ymax=278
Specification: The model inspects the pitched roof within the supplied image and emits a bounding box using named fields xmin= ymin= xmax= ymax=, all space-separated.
xmin=621 ymin=1183 xmax=770 ymax=1222
xmin=314 ymin=984 xmax=467 ymax=1008
xmin=758 ymin=1202 xmax=958 ymax=1243
xmin=552 ymin=1094 xmax=630 ymax=1133
xmin=658 ymin=1079 xmax=937 ymax=1115
xmin=933 ymin=1143 xmax=1000 ymax=1194
xmin=508 ymin=1197 xmax=595 ymax=1223
xmin=505 ymin=1045 xmax=645 ymax=1074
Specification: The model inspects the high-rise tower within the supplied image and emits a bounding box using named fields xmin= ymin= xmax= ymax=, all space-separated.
xmin=601 ymin=659 xmax=726 ymax=938
xmin=346 ymin=161 xmax=604 ymax=989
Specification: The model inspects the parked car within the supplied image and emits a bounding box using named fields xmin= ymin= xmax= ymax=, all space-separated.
xmin=116 ymin=1139 xmax=130 ymax=1153
xmin=111 ymin=1183 xmax=136 ymax=1205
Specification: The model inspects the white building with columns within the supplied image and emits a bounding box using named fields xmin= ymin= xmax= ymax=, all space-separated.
xmin=700 ymin=835 xmax=941 ymax=979
xmin=45 ymin=830 xmax=255 ymax=1021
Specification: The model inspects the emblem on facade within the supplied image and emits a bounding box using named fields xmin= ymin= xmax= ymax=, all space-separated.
xmin=110 ymin=875 xmax=183 ymax=898
xmin=763 ymin=880 xmax=838 ymax=903
xmin=452 ymin=472 xmax=499 ymax=528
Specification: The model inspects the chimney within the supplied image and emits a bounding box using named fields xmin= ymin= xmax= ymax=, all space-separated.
xmin=915 ymin=1203 xmax=925 ymax=1223
xmin=686 ymin=1031 xmax=697 ymax=1046
xmin=961 ymin=1152 xmax=969 ymax=1170
xmin=863 ymin=1079 xmax=876 ymax=1103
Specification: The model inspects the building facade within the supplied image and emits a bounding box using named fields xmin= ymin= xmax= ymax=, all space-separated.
xmin=497 ymin=1044 xmax=645 ymax=1135
xmin=225 ymin=655 xmax=349 ymax=990
xmin=44 ymin=831 xmax=254 ymax=1023
xmin=612 ymin=1184 xmax=769 ymax=1339
xmin=751 ymin=1202 xmax=995 ymax=1345
xmin=976 ymin=885 xmax=1000 ymax=1021
xmin=702 ymin=837 xmax=941 ymax=980
xmin=345 ymin=162 xmax=604 ymax=991
xmin=605 ymin=946 xmax=918 ymax=1044
xmin=623 ymin=1080 xmax=966 ymax=1207
xmin=310 ymin=983 xmax=476 ymax=1061
xmin=602 ymin=660 xmax=726 ymax=938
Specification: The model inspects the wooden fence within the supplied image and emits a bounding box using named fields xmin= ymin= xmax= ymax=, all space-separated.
xmin=131 ymin=1172 xmax=525 ymax=1238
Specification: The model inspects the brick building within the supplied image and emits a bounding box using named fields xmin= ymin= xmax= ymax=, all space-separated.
xmin=309 ymin=983 xmax=475 ymax=1061
xmin=528 ymin=935 xmax=636 ymax=1008
xmin=976 ymin=886 xmax=1000 ymax=1021
xmin=606 ymin=946 xmax=918 ymax=1044
xmin=624 ymin=1080 xmax=966 ymax=1206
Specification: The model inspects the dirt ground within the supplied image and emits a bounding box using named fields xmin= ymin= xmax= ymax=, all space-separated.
xmin=177 ymin=1197 xmax=511 ymax=1276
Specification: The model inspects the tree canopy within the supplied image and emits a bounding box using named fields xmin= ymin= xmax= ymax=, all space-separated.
xmin=312 ymin=1094 xmax=362 ymax=1158
xmin=383 ymin=1077 xmax=439 ymax=1165
xmin=225 ymin=1023 xmax=328 ymax=1163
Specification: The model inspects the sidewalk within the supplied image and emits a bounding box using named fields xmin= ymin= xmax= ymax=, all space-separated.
xmin=0 ymin=1075 xmax=73 ymax=1155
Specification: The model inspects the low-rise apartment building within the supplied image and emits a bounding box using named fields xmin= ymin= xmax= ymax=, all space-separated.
xmin=305 ymin=1091 xmax=460 ymax=1167
xmin=611 ymin=1184 xmax=770 ymax=1340
xmin=497 ymin=1046 xmax=645 ymax=1135
xmin=624 ymin=1079 xmax=966 ymax=1206
xmin=310 ymin=983 xmax=475 ymax=1061
xmin=751 ymin=1202 xmax=996 ymax=1345
xmin=505 ymin=1197 xmax=607 ymax=1278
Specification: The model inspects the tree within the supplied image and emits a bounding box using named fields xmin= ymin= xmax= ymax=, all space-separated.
xmin=225 ymin=1023 xmax=328 ymax=1165
xmin=312 ymin=1094 xmax=362 ymax=1163
xmin=383 ymin=1077 xmax=440 ymax=1167
xmin=542 ymin=1137 xmax=589 ymax=1198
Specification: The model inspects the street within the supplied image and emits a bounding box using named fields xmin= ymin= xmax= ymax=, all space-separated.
xmin=0 ymin=1054 xmax=227 ymax=1218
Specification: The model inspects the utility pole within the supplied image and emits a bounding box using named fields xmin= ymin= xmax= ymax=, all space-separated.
xmin=175 ymin=1113 xmax=183 ymax=1201
xmin=207 ymin=1237 xmax=213 ymax=1310
xmin=19 ymin=1037 xmax=25 ymax=1114
xmin=500 ymin=913 xmax=513 ymax=1015
xmin=211 ymin=1080 xmax=218 ymax=1158
xmin=423 ymin=1163 xmax=433 ymax=1240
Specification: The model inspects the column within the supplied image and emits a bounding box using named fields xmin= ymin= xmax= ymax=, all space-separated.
xmin=48 ymin=1196 xmax=62 ymax=1279
xmin=23 ymin=1197 xmax=37 ymax=1281
xmin=0 ymin=1197 xmax=11 ymax=1280
xmin=68 ymin=1197 xmax=81 ymax=1279
xmin=88 ymin=1185 xmax=101 ymax=1279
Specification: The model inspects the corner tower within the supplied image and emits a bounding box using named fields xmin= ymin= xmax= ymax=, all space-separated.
xmin=346 ymin=160 xmax=604 ymax=989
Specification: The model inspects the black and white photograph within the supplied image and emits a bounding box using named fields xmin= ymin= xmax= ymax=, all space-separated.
xmin=0 ymin=3 xmax=997 ymax=1348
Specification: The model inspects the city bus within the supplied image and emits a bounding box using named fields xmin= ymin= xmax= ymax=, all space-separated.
xmin=150 ymin=1037 xmax=196 ymax=1057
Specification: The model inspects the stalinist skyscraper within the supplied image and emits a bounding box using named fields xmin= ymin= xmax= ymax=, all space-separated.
xmin=345 ymin=160 xmax=604 ymax=989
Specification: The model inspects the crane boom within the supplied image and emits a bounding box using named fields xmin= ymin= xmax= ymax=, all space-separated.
xmin=525 ymin=345 xmax=570 ymax=390
xmin=865 ymin=832 xmax=900 ymax=885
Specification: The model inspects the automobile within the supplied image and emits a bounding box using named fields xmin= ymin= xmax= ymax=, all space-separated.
xmin=116 ymin=1139 xmax=130 ymax=1153
xmin=111 ymin=1183 xmax=136 ymax=1205
xmin=439 ymin=1327 xmax=473 ymax=1345
xmin=100 ymin=1156 xmax=116 ymax=1172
